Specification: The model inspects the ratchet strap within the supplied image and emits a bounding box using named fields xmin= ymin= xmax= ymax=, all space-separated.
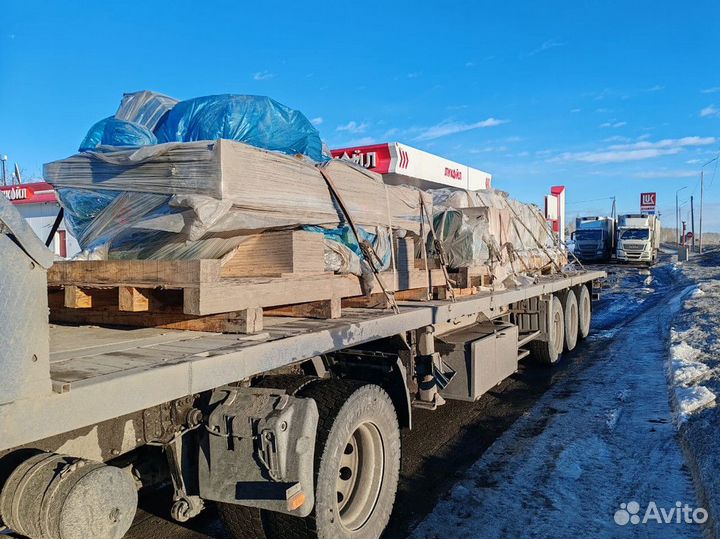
xmin=419 ymin=196 xmax=456 ymax=302
xmin=317 ymin=166 xmax=399 ymax=313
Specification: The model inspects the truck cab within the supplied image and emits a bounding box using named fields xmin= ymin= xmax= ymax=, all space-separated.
xmin=616 ymin=213 xmax=661 ymax=265
xmin=572 ymin=217 xmax=615 ymax=263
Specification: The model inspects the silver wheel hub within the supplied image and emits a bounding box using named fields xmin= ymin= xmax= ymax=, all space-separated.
xmin=335 ymin=421 xmax=385 ymax=531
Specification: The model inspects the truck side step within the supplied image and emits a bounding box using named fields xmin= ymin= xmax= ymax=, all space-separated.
xmin=518 ymin=330 xmax=541 ymax=348
xmin=517 ymin=349 xmax=531 ymax=361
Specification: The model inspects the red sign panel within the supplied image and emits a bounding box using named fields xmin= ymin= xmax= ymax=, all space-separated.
xmin=640 ymin=192 xmax=656 ymax=213
xmin=330 ymin=144 xmax=393 ymax=174
xmin=0 ymin=182 xmax=58 ymax=205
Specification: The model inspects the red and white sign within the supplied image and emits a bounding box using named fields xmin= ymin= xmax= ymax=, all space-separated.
xmin=545 ymin=185 xmax=566 ymax=242
xmin=640 ymin=192 xmax=656 ymax=213
xmin=331 ymin=142 xmax=492 ymax=191
xmin=0 ymin=182 xmax=58 ymax=205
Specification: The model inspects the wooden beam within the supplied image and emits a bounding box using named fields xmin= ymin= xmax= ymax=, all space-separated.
xmin=48 ymin=260 xmax=220 ymax=287
xmin=64 ymin=286 xmax=92 ymax=309
xmin=266 ymin=298 xmax=341 ymax=319
xmin=220 ymin=230 xmax=326 ymax=278
xmin=118 ymin=287 xmax=150 ymax=312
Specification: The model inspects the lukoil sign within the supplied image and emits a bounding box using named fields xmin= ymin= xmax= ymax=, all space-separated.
xmin=640 ymin=192 xmax=656 ymax=213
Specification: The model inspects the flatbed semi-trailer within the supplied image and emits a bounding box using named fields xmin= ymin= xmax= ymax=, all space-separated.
xmin=0 ymin=195 xmax=605 ymax=539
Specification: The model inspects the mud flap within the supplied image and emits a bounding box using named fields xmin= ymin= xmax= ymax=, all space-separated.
xmin=198 ymin=386 xmax=318 ymax=517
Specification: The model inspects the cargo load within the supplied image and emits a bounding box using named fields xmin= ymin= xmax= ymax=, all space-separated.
xmin=44 ymin=90 xmax=566 ymax=294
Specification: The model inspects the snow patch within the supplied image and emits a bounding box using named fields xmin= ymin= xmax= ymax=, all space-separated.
xmin=690 ymin=286 xmax=705 ymax=298
xmin=675 ymin=386 xmax=716 ymax=419
xmin=671 ymin=340 xmax=701 ymax=363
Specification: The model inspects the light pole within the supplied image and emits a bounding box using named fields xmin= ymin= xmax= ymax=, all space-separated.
xmin=0 ymin=155 xmax=7 ymax=186
xmin=676 ymin=186 xmax=687 ymax=246
xmin=700 ymin=156 xmax=719 ymax=254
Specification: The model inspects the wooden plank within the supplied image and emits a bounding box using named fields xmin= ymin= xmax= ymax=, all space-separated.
xmin=220 ymin=230 xmax=325 ymax=278
xmin=184 ymin=269 xmax=446 ymax=316
xmin=48 ymin=259 xmax=220 ymax=287
xmin=266 ymin=298 xmax=341 ymax=319
xmin=50 ymin=306 xmax=263 ymax=334
xmin=118 ymin=287 xmax=150 ymax=312
xmin=64 ymin=286 xmax=92 ymax=308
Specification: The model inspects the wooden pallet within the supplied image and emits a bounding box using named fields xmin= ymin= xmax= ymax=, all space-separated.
xmin=47 ymin=233 xmax=446 ymax=334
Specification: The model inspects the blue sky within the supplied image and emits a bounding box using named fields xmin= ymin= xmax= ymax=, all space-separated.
xmin=2 ymin=0 xmax=720 ymax=229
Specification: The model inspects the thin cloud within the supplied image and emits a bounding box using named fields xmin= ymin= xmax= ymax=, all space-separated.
xmin=555 ymin=148 xmax=679 ymax=163
xmin=633 ymin=169 xmax=697 ymax=179
xmin=407 ymin=72 xmax=421 ymax=78
xmin=252 ymin=70 xmax=275 ymax=81
xmin=336 ymin=121 xmax=369 ymax=133
xmin=570 ymin=108 xmax=582 ymax=113
xmin=465 ymin=61 xmax=475 ymax=67
xmin=599 ymin=121 xmax=627 ymax=128
xmin=608 ymin=136 xmax=716 ymax=151
xmin=701 ymin=87 xmax=720 ymax=94
xmin=415 ymin=118 xmax=509 ymax=141
xmin=310 ymin=117 xmax=323 ymax=126
xmin=553 ymin=136 xmax=716 ymax=164
xmin=700 ymin=105 xmax=719 ymax=118
xmin=527 ymin=39 xmax=567 ymax=56
xmin=642 ymin=84 xmax=665 ymax=92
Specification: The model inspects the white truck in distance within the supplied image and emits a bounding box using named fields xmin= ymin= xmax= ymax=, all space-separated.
xmin=616 ymin=213 xmax=661 ymax=265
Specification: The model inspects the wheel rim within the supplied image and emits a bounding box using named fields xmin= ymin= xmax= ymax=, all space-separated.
xmin=553 ymin=309 xmax=563 ymax=354
xmin=581 ymin=293 xmax=591 ymax=332
xmin=336 ymin=421 xmax=385 ymax=531
xmin=569 ymin=303 xmax=578 ymax=340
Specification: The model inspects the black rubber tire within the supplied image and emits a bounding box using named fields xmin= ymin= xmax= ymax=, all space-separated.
xmin=529 ymin=295 xmax=565 ymax=365
xmin=262 ymin=380 xmax=401 ymax=539
xmin=576 ymin=284 xmax=592 ymax=340
xmin=563 ymin=290 xmax=579 ymax=352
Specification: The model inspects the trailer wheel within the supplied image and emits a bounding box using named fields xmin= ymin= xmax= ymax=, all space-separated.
xmin=529 ymin=295 xmax=564 ymax=364
xmin=576 ymin=285 xmax=592 ymax=340
xmin=262 ymin=380 xmax=401 ymax=539
xmin=563 ymin=291 xmax=579 ymax=352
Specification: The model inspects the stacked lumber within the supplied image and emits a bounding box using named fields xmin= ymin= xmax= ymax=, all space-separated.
xmin=44 ymin=140 xmax=431 ymax=260
xmin=47 ymin=234 xmax=448 ymax=334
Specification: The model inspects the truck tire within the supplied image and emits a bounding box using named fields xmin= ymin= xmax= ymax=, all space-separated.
xmin=563 ymin=291 xmax=579 ymax=352
xmin=529 ymin=295 xmax=564 ymax=365
xmin=576 ymin=285 xmax=592 ymax=340
xmin=262 ymin=380 xmax=401 ymax=539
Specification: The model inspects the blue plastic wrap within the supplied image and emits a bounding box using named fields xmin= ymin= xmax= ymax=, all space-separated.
xmin=155 ymin=94 xmax=325 ymax=162
xmin=79 ymin=117 xmax=157 ymax=152
xmin=304 ymin=225 xmax=391 ymax=274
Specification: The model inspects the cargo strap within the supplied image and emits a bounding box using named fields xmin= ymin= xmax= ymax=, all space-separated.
xmin=501 ymin=197 xmax=566 ymax=276
xmin=419 ymin=196 xmax=456 ymax=302
xmin=317 ymin=166 xmax=399 ymax=313
xmin=530 ymin=210 xmax=587 ymax=272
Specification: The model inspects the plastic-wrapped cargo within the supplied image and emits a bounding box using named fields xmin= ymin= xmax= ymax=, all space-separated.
xmin=115 ymin=90 xmax=178 ymax=130
xmin=154 ymin=94 xmax=325 ymax=162
xmin=45 ymin=140 xmax=430 ymax=263
xmin=428 ymin=188 xmax=565 ymax=284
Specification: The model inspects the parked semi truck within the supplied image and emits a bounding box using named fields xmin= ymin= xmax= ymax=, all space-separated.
xmin=0 ymin=195 xmax=605 ymax=539
xmin=616 ymin=213 xmax=661 ymax=265
xmin=572 ymin=216 xmax=616 ymax=263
